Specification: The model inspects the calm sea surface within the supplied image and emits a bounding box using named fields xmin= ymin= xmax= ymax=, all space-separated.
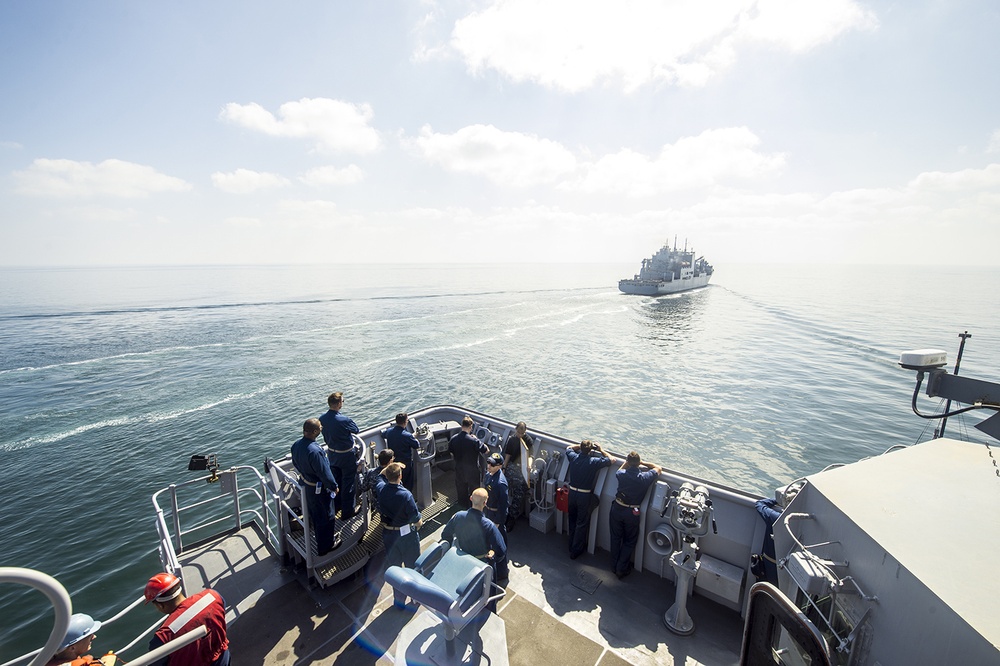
xmin=2 ymin=262 xmax=998 ymax=657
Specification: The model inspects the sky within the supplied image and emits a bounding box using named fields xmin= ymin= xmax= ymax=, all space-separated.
xmin=1 ymin=0 xmax=998 ymax=266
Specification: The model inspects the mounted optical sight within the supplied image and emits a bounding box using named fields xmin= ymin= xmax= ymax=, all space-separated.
xmin=188 ymin=454 xmax=220 ymax=483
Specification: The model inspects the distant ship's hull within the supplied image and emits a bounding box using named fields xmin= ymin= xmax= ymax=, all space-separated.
xmin=618 ymin=272 xmax=712 ymax=295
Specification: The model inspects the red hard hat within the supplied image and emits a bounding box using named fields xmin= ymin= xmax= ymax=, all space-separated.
xmin=144 ymin=572 xmax=181 ymax=603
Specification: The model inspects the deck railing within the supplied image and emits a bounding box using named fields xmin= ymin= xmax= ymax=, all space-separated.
xmin=151 ymin=464 xmax=284 ymax=576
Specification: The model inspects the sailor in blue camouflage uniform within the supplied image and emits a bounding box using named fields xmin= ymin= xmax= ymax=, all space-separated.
xmin=319 ymin=391 xmax=361 ymax=519
xmin=610 ymin=451 xmax=661 ymax=578
xmin=377 ymin=462 xmax=423 ymax=607
xmin=382 ymin=413 xmax=421 ymax=491
xmin=362 ymin=448 xmax=394 ymax=516
xmin=482 ymin=452 xmax=510 ymax=583
xmin=442 ymin=487 xmax=507 ymax=609
xmin=291 ymin=418 xmax=342 ymax=555
xmin=565 ymin=439 xmax=615 ymax=560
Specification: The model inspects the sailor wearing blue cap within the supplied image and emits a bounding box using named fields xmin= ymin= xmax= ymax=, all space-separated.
xmin=483 ymin=452 xmax=510 ymax=583
xmin=44 ymin=613 xmax=101 ymax=666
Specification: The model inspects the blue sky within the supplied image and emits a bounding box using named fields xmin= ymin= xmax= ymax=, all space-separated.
xmin=1 ymin=0 xmax=998 ymax=266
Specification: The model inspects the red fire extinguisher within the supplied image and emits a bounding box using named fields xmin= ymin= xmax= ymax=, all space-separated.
xmin=555 ymin=485 xmax=569 ymax=513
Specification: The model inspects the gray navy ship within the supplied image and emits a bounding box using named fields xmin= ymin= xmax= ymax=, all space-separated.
xmin=619 ymin=237 xmax=713 ymax=295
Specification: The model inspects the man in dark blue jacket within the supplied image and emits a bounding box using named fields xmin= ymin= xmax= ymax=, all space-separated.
xmin=382 ymin=413 xmax=420 ymax=491
xmin=291 ymin=418 xmax=341 ymax=555
xmin=449 ymin=416 xmax=486 ymax=509
xmin=483 ymin=452 xmax=510 ymax=582
xmin=378 ymin=462 xmax=423 ymax=608
xmin=565 ymin=439 xmax=614 ymax=560
xmin=443 ymin=487 xmax=507 ymax=606
xmin=610 ymin=452 xmax=661 ymax=578
xmin=319 ymin=392 xmax=360 ymax=519
xmin=755 ymin=497 xmax=783 ymax=585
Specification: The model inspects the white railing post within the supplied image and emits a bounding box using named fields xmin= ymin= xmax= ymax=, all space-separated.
xmin=229 ymin=470 xmax=241 ymax=532
xmin=169 ymin=484 xmax=183 ymax=553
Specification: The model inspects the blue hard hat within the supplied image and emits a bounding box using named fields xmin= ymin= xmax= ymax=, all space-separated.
xmin=60 ymin=613 xmax=101 ymax=651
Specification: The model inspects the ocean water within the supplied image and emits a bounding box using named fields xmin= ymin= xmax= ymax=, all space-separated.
xmin=1 ymin=262 xmax=998 ymax=658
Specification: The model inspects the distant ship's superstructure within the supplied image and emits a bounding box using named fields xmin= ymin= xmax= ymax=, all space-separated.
xmin=619 ymin=238 xmax=713 ymax=295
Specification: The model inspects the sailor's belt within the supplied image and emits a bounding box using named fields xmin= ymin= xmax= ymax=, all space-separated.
xmin=486 ymin=506 xmax=498 ymax=512
xmin=614 ymin=498 xmax=640 ymax=509
xmin=301 ymin=478 xmax=318 ymax=487
xmin=568 ymin=486 xmax=591 ymax=493
xmin=763 ymin=554 xmax=777 ymax=564
xmin=382 ymin=523 xmax=415 ymax=531
xmin=331 ymin=448 xmax=354 ymax=454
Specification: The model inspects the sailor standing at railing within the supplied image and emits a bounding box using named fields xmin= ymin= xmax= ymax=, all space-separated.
xmin=145 ymin=573 xmax=229 ymax=666
xmin=753 ymin=497 xmax=783 ymax=585
xmin=292 ymin=418 xmax=342 ymax=555
xmin=378 ymin=462 xmax=423 ymax=609
xmin=319 ymin=392 xmax=361 ymax=520
xmin=382 ymin=412 xmax=420 ymax=491
xmin=565 ymin=440 xmax=615 ymax=560
xmin=450 ymin=416 xmax=487 ymax=509
xmin=609 ymin=452 xmax=661 ymax=579
xmin=483 ymin=452 xmax=510 ymax=585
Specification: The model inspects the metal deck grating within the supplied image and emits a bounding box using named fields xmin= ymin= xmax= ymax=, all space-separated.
xmin=308 ymin=489 xmax=457 ymax=587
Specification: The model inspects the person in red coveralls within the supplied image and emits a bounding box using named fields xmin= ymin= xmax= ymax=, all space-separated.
xmin=145 ymin=573 xmax=230 ymax=666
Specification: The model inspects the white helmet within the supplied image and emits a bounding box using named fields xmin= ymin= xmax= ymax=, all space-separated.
xmin=60 ymin=613 xmax=101 ymax=651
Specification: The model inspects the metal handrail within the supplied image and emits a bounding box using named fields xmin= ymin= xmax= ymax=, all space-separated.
xmin=267 ymin=462 xmax=314 ymax=570
xmin=0 ymin=568 xmax=71 ymax=666
xmin=7 ymin=466 xmax=280 ymax=666
xmin=0 ymin=575 xmax=205 ymax=666
xmin=151 ymin=465 xmax=280 ymax=561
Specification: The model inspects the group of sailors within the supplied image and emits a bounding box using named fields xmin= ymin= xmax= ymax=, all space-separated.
xmin=373 ymin=414 xmax=513 ymax=609
xmin=564 ymin=440 xmax=662 ymax=579
xmin=292 ymin=391 xmax=669 ymax=613
xmin=42 ymin=396 xmax=676 ymax=666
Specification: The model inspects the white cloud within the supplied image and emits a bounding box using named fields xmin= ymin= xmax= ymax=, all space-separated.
xmin=300 ymin=165 xmax=365 ymax=187
xmin=1 ymin=140 xmax=23 ymax=150
xmin=405 ymin=124 xmax=781 ymax=194
xmin=907 ymin=164 xmax=1000 ymax=192
xmin=224 ymin=216 xmax=263 ymax=228
xmin=735 ymin=0 xmax=878 ymax=53
xmin=404 ymin=124 xmax=577 ymax=186
xmin=14 ymin=158 xmax=191 ymax=198
xmin=211 ymin=168 xmax=290 ymax=194
xmin=987 ymin=130 xmax=1000 ymax=154
xmin=449 ymin=0 xmax=877 ymax=91
xmin=273 ymin=199 xmax=364 ymax=229
xmin=566 ymin=127 xmax=785 ymax=196
xmin=220 ymin=98 xmax=381 ymax=154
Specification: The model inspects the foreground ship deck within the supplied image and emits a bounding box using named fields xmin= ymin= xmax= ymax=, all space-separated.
xmin=189 ymin=472 xmax=743 ymax=665
xmin=11 ymin=349 xmax=1000 ymax=666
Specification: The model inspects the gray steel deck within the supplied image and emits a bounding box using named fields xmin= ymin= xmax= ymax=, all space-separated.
xmin=180 ymin=494 xmax=743 ymax=665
